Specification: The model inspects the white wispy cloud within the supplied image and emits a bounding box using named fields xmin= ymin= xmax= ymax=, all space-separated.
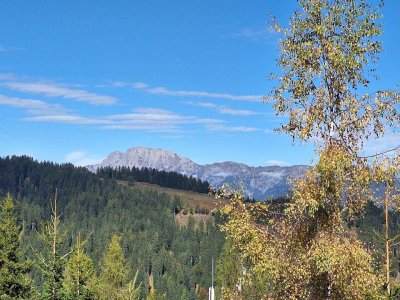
xmin=20 ymin=108 xmax=260 ymax=134
xmin=65 ymin=151 xmax=104 ymax=166
xmin=0 ymin=94 xmax=66 ymax=115
xmin=361 ymin=130 xmax=400 ymax=156
xmin=2 ymin=81 xmax=118 ymax=105
xmin=144 ymin=86 xmax=261 ymax=102
xmin=233 ymin=28 xmax=268 ymax=39
xmin=5 ymin=96 xmax=226 ymax=132
xmin=108 ymin=107 xmax=222 ymax=125
xmin=0 ymin=94 xmax=113 ymax=125
xmin=184 ymin=101 xmax=217 ymax=108
xmin=102 ymin=124 xmax=180 ymax=132
xmin=232 ymin=26 xmax=279 ymax=45
xmin=218 ymin=106 xmax=258 ymax=116
xmin=0 ymin=45 xmax=19 ymax=52
xmin=0 ymin=74 xmax=18 ymax=81
xmin=184 ymin=101 xmax=260 ymax=116
xmin=110 ymin=81 xmax=128 ymax=87
xmin=2 ymin=88 xmax=258 ymax=134
xmin=103 ymin=107 xmax=223 ymax=133
xmin=265 ymin=160 xmax=291 ymax=167
xmin=133 ymin=107 xmax=173 ymax=115
xmin=264 ymin=129 xmax=277 ymax=134
xmin=23 ymin=114 xmax=113 ymax=125
xmin=132 ymin=82 xmax=148 ymax=89
xmin=205 ymin=124 xmax=259 ymax=132
xmin=111 ymin=81 xmax=262 ymax=102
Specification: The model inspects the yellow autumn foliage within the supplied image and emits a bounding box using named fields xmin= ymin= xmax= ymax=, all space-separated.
xmin=218 ymin=145 xmax=382 ymax=299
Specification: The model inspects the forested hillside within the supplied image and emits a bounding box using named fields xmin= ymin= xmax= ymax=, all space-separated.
xmin=0 ymin=156 xmax=223 ymax=299
xmin=96 ymin=165 xmax=210 ymax=194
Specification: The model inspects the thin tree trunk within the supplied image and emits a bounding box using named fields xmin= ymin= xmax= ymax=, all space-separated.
xmin=327 ymin=274 xmax=332 ymax=299
xmin=385 ymin=182 xmax=391 ymax=296
xmin=52 ymin=189 xmax=58 ymax=299
xmin=77 ymin=234 xmax=81 ymax=296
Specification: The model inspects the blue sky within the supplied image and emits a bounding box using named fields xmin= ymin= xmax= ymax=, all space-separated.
xmin=0 ymin=0 xmax=399 ymax=166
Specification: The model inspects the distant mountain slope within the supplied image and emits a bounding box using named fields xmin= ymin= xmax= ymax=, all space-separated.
xmin=88 ymin=147 xmax=200 ymax=175
xmin=88 ymin=147 xmax=309 ymax=199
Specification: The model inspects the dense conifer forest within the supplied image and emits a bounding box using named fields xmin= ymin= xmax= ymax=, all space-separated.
xmin=0 ymin=156 xmax=223 ymax=299
xmin=96 ymin=166 xmax=210 ymax=194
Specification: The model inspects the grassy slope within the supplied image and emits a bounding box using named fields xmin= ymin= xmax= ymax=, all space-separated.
xmin=116 ymin=180 xmax=229 ymax=227
xmin=117 ymin=180 xmax=226 ymax=212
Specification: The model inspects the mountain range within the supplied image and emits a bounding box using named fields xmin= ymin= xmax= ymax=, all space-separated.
xmin=87 ymin=147 xmax=309 ymax=199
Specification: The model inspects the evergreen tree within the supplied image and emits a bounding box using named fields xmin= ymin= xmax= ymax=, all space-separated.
xmin=63 ymin=234 xmax=96 ymax=300
xmin=216 ymin=238 xmax=241 ymax=299
xmin=120 ymin=270 xmax=142 ymax=300
xmin=97 ymin=235 xmax=130 ymax=299
xmin=0 ymin=193 xmax=31 ymax=298
xmin=34 ymin=192 xmax=67 ymax=300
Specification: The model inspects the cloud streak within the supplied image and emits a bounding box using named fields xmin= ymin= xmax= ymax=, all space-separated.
xmin=111 ymin=81 xmax=262 ymax=102
xmin=0 ymin=45 xmax=19 ymax=52
xmin=0 ymin=94 xmax=114 ymax=125
xmin=105 ymin=107 xmax=223 ymax=132
xmin=205 ymin=124 xmax=260 ymax=133
xmin=0 ymin=94 xmax=67 ymax=115
xmin=2 ymin=81 xmax=118 ymax=105
xmin=232 ymin=27 xmax=279 ymax=46
xmin=361 ymin=131 xmax=400 ymax=156
xmin=182 ymin=101 xmax=278 ymax=120
xmin=184 ymin=101 xmax=273 ymax=116
xmin=23 ymin=114 xmax=113 ymax=125
xmin=143 ymin=86 xmax=261 ymax=102
xmin=102 ymin=124 xmax=180 ymax=132
xmin=218 ymin=106 xmax=259 ymax=116
xmin=21 ymin=106 xmax=227 ymax=133
xmin=0 ymin=90 xmax=259 ymax=134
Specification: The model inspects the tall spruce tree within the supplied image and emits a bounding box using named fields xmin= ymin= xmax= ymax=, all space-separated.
xmin=34 ymin=191 xmax=68 ymax=300
xmin=63 ymin=234 xmax=96 ymax=300
xmin=0 ymin=193 xmax=31 ymax=298
xmin=97 ymin=235 xmax=131 ymax=300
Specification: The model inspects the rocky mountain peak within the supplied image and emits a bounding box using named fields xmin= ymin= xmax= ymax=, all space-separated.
xmin=87 ymin=147 xmax=309 ymax=200
xmin=88 ymin=146 xmax=200 ymax=175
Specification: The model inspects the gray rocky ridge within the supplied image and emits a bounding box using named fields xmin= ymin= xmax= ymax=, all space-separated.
xmin=87 ymin=147 xmax=309 ymax=199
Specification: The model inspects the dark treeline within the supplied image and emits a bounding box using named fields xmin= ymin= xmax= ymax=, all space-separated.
xmin=0 ymin=156 xmax=224 ymax=299
xmin=0 ymin=156 xmax=118 ymax=220
xmin=96 ymin=166 xmax=210 ymax=194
